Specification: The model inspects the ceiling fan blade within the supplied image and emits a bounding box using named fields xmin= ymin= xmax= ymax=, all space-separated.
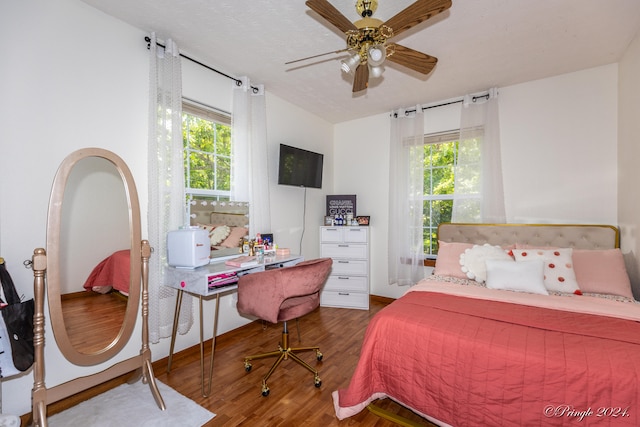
xmin=352 ymin=63 xmax=369 ymax=92
xmin=383 ymin=0 xmax=452 ymax=38
xmin=306 ymin=0 xmax=358 ymax=33
xmin=386 ymin=44 xmax=438 ymax=75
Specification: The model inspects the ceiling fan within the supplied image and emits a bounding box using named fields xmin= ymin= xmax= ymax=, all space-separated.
xmin=303 ymin=0 xmax=452 ymax=93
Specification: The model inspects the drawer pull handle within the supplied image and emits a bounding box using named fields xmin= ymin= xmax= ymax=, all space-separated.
xmin=338 ymin=292 xmax=350 ymax=296
xmin=338 ymin=260 xmax=350 ymax=264
xmin=338 ymin=244 xmax=349 ymax=247
xmin=338 ymin=276 xmax=350 ymax=280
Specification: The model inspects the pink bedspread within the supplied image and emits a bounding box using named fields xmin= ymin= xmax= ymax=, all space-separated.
xmin=83 ymin=250 xmax=130 ymax=295
xmin=334 ymin=281 xmax=640 ymax=426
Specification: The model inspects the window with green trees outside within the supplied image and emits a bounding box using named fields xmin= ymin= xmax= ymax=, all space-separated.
xmin=182 ymin=100 xmax=232 ymax=201
xmin=423 ymin=131 xmax=480 ymax=257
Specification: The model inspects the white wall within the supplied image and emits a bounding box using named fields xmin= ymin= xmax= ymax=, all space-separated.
xmin=0 ymin=0 xmax=333 ymax=416
xmin=335 ymin=64 xmax=620 ymax=299
xmin=618 ymin=28 xmax=640 ymax=298
xmin=500 ymin=65 xmax=618 ymax=224
xmin=265 ymin=94 xmax=334 ymax=259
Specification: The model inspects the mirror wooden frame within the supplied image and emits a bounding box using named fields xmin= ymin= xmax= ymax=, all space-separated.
xmin=31 ymin=148 xmax=164 ymax=426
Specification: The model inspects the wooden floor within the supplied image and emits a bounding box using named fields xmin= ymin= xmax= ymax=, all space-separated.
xmin=23 ymin=296 xmax=436 ymax=426
xmin=61 ymin=291 xmax=127 ymax=353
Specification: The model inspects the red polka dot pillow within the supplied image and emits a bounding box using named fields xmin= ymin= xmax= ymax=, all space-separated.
xmin=512 ymin=248 xmax=579 ymax=294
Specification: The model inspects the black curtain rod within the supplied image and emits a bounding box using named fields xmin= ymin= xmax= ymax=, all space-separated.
xmin=393 ymin=93 xmax=491 ymax=117
xmin=144 ymin=36 xmax=259 ymax=94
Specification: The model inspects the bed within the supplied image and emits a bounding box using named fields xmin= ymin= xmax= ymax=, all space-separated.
xmin=333 ymin=223 xmax=640 ymax=426
xmin=83 ymin=249 xmax=131 ymax=295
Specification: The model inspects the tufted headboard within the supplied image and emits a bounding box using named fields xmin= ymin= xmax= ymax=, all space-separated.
xmin=208 ymin=212 xmax=249 ymax=228
xmin=437 ymin=223 xmax=620 ymax=250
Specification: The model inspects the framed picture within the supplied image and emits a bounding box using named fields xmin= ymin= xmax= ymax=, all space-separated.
xmin=324 ymin=216 xmax=333 ymax=226
xmin=326 ymin=195 xmax=356 ymax=217
xmin=356 ymin=216 xmax=370 ymax=226
xmin=260 ymin=233 xmax=274 ymax=246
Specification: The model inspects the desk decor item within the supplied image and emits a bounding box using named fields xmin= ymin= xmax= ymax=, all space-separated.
xmin=356 ymin=216 xmax=370 ymax=226
xmin=225 ymin=255 xmax=258 ymax=268
xmin=207 ymin=272 xmax=239 ymax=290
xmin=276 ymin=248 xmax=291 ymax=257
xmin=326 ymin=195 xmax=356 ymax=218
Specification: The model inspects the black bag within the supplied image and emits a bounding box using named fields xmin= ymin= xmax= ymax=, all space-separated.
xmin=0 ymin=259 xmax=34 ymax=372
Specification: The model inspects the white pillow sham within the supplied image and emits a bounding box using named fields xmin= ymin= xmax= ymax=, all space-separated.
xmin=485 ymin=259 xmax=548 ymax=295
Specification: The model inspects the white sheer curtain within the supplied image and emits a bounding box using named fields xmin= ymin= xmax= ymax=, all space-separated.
xmin=232 ymin=77 xmax=271 ymax=236
xmin=452 ymin=88 xmax=506 ymax=223
xmin=147 ymin=33 xmax=193 ymax=343
xmin=388 ymin=106 xmax=427 ymax=286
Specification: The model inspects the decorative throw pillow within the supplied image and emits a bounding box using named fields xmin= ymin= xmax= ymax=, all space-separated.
xmin=198 ymin=223 xmax=231 ymax=247
xmin=433 ymin=241 xmax=474 ymax=279
xmin=572 ymin=249 xmax=634 ymax=299
xmin=209 ymin=225 xmax=231 ymax=246
xmin=485 ymin=259 xmax=548 ymax=295
xmin=219 ymin=226 xmax=249 ymax=248
xmin=512 ymin=248 xmax=579 ymax=293
xmin=459 ymin=244 xmax=513 ymax=283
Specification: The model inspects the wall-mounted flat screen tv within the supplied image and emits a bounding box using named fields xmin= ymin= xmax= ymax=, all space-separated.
xmin=277 ymin=144 xmax=324 ymax=189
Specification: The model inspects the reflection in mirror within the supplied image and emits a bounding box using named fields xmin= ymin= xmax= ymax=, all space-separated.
xmin=188 ymin=196 xmax=250 ymax=260
xmin=59 ymin=156 xmax=130 ymax=354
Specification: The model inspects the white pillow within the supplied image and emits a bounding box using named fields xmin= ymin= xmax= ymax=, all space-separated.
xmin=485 ymin=259 xmax=548 ymax=295
xmin=199 ymin=224 xmax=231 ymax=246
xmin=512 ymin=248 xmax=579 ymax=294
xmin=210 ymin=225 xmax=231 ymax=246
xmin=459 ymin=244 xmax=513 ymax=283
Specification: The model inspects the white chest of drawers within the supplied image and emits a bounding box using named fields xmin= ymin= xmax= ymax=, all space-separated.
xmin=319 ymin=226 xmax=369 ymax=310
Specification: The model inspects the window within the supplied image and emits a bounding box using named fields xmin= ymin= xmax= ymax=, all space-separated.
xmin=182 ymin=99 xmax=232 ymax=201
xmin=423 ymin=131 xmax=480 ymax=257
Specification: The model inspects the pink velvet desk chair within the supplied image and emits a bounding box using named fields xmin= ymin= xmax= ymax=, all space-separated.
xmin=237 ymin=257 xmax=332 ymax=396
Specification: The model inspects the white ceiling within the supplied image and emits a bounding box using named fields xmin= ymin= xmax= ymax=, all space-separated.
xmin=82 ymin=0 xmax=640 ymax=124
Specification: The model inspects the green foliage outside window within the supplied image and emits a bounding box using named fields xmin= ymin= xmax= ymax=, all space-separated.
xmin=423 ymin=137 xmax=480 ymax=256
xmin=424 ymin=141 xmax=456 ymax=256
xmin=182 ymin=113 xmax=232 ymax=195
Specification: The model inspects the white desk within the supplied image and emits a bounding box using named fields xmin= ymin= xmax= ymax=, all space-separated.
xmin=165 ymin=254 xmax=303 ymax=396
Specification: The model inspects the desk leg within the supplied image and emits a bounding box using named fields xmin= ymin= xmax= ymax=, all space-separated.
xmin=201 ymin=293 xmax=220 ymax=397
xmin=167 ymin=289 xmax=183 ymax=373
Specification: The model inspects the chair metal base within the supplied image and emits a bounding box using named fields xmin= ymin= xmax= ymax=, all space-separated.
xmin=243 ymin=321 xmax=322 ymax=396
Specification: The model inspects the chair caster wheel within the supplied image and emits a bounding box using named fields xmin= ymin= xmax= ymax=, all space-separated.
xmin=262 ymin=386 xmax=270 ymax=397
xmin=314 ymin=376 xmax=322 ymax=388
xmin=316 ymin=351 xmax=323 ymax=361
xmin=244 ymin=362 xmax=252 ymax=372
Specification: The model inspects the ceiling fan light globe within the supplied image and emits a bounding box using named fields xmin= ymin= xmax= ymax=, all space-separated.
xmin=368 ymin=45 xmax=386 ymax=66
xmin=341 ymin=53 xmax=361 ymax=74
xmin=369 ymin=64 xmax=384 ymax=78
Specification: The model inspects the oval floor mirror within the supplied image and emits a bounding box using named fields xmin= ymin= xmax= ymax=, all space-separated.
xmin=31 ymin=148 xmax=164 ymax=427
